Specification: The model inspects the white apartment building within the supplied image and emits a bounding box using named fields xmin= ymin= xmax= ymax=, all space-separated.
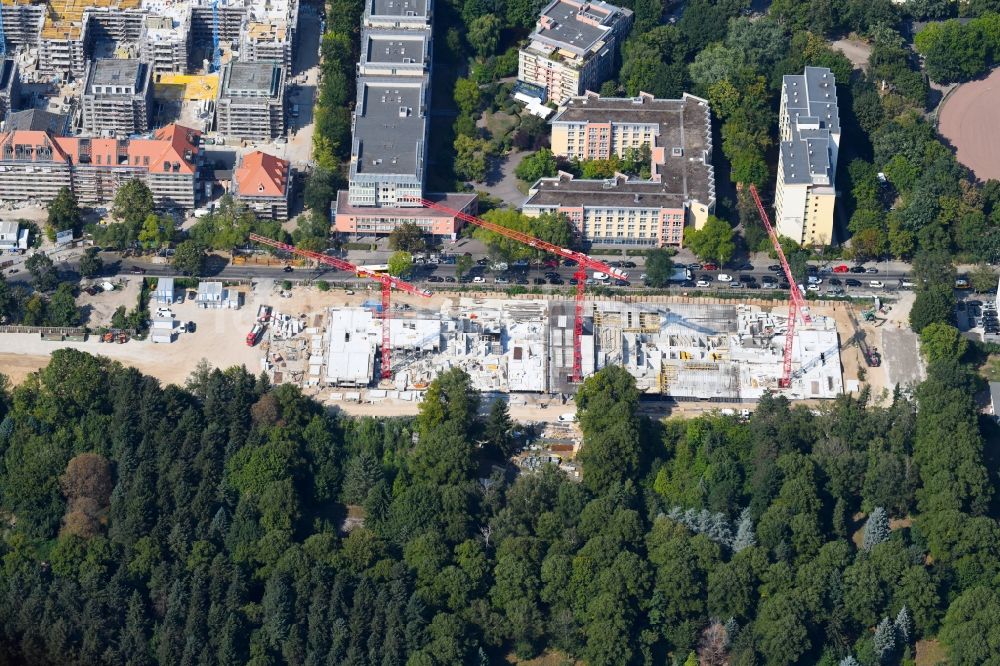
xmin=774 ymin=66 xmax=841 ymax=247
xmin=517 ymin=0 xmax=632 ymax=104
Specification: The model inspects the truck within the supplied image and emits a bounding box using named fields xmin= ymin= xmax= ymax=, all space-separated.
xmin=671 ymin=267 xmax=693 ymax=283
xmin=257 ymin=304 xmax=273 ymax=322
xmin=246 ymin=323 xmax=265 ymax=346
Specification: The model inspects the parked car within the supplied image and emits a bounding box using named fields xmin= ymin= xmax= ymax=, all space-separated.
xmin=832 ymin=264 xmax=850 ymax=273
xmin=186 ymin=321 xmax=196 ymax=333
xmin=130 ymin=265 xmax=146 ymax=275
xmin=688 ymin=263 xmax=703 ymax=270
xmin=866 ymin=267 xmax=880 ymax=274
xmin=516 ymin=277 xmax=529 ymax=285
xmin=427 ymin=276 xmax=443 ymax=283
xmin=533 ymin=277 xmax=546 ymax=285
xmin=476 ymin=258 xmax=490 ymax=266
xmin=703 ymin=263 xmax=718 ymax=271
xmin=807 ymin=276 xmax=823 ymax=285
xmin=444 ymin=276 xmax=455 ymax=282
xmin=622 ymin=261 xmax=637 ymax=268
xmin=850 ymin=265 xmax=867 ymax=273
xmin=717 ymin=273 xmax=733 ymax=282
xmin=283 ymin=265 xmax=293 ymax=272
xmin=869 ymin=280 xmax=884 ymax=288
xmin=494 ymin=277 xmax=509 ymax=284
xmin=613 ymin=279 xmax=629 ymax=286
xmin=845 ymin=278 xmax=862 ymax=287
xmin=549 ymin=277 xmax=564 ymax=285
xmin=768 ymin=264 xmax=782 ymax=272
xmin=739 ymin=274 xmax=756 ymax=283
xmin=472 ymin=276 xmax=486 ymax=283
xmin=562 ymin=259 xmax=578 ymax=267
xmin=543 ymin=258 xmax=559 ymax=268
xmin=734 ymin=262 xmax=754 ymax=271
xmin=807 ymin=284 xmax=821 ymax=292
xmin=696 ymin=279 xmax=711 ymax=287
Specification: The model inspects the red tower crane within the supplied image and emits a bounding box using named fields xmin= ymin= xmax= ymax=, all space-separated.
xmin=248 ymin=233 xmax=432 ymax=381
xmin=744 ymin=184 xmax=812 ymax=388
xmin=404 ymin=198 xmax=628 ymax=383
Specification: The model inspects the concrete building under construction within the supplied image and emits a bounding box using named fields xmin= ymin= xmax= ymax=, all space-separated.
xmin=0 ymin=0 xmax=299 ymax=78
xmin=80 ymin=58 xmax=153 ymax=135
xmin=214 ymin=60 xmax=285 ymax=140
xmin=313 ymin=297 xmax=843 ymax=401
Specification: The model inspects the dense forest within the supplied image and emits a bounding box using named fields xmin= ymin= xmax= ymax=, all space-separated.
xmin=0 ymin=348 xmax=998 ymax=665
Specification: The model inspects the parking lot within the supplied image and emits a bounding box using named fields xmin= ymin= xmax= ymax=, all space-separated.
xmin=956 ymin=294 xmax=1000 ymax=340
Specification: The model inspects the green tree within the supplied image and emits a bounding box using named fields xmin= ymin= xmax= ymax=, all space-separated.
xmin=515 ymin=149 xmax=558 ymax=183
xmin=576 ymin=365 xmax=643 ymax=493
xmin=940 ymin=587 xmax=1000 ymax=665
xmin=683 ymin=216 xmax=736 ymax=265
xmin=46 ymin=187 xmax=82 ymax=240
xmin=862 ymin=507 xmax=890 ymax=552
xmin=137 ymin=214 xmax=172 ymax=250
xmin=919 ymin=323 xmax=968 ymax=364
xmin=26 ymin=252 xmax=59 ymax=292
xmin=969 ymin=265 xmax=998 ymax=293
xmin=755 ymin=593 xmax=810 ymax=665
xmin=388 ymin=251 xmax=413 ymax=277
xmin=113 ymin=179 xmax=155 ymax=227
xmin=483 ymin=398 xmax=515 ymax=459
xmin=455 ymin=254 xmax=473 ymax=280
xmin=454 ymin=135 xmax=491 ymax=182
xmin=46 ymin=283 xmax=80 ymax=327
xmin=644 ymin=249 xmax=676 ymax=287
xmin=78 ymin=248 xmax=104 ymax=278
xmin=467 ymin=15 xmax=500 ymax=59
xmin=389 ymin=223 xmax=427 ymax=253
xmin=172 ymin=240 xmax=207 ymax=276
xmin=909 ymin=284 xmax=955 ymax=332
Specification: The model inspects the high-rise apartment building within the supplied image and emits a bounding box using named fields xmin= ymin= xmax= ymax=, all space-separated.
xmin=517 ymin=0 xmax=632 ymax=105
xmin=524 ymin=91 xmax=715 ymax=248
xmin=774 ymin=66 xmax=841 ymax=246
xmin=333 ymin=0 xmax=477 ymax=239
xmin=0 ymin=59 xmax=21 ymax=120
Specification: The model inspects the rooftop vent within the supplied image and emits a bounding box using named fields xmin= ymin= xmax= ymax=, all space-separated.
xmin=398 ymin=106 xmax=410 ymax=117
xmin=671 ymin=147 xmax=683 ymax=157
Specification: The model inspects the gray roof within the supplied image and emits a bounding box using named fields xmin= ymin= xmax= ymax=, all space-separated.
xmin=524 ymin=172 xmax=707 ymax=210
xmin=531 ymin=0 xmax=631 ymax=55
xmin=155 ymin=277 xmax=174 ymax=292
xmin=351 ymin=79 xmax=425 ymax=178
xmin=369 ymin=0 xmax=429 ymax=18
xmin=221 ymin=61 xmax=282 ymax=96
xmin=544 ymin=93 xmax=715 ymax=209
xmin=363 ymin=32 xmax=428 ymax=66
xmin=4 ymin=109 xmax=70 ymax=135
xmin=88 ymin=59 xmax=143 ymax=91
xmin=780 ymin=67 xmax=839 ymax=185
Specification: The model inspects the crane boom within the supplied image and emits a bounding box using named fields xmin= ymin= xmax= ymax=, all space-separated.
xmin=404 ymin=197 xmax=627 ymax=382
xmin=742 ymin=184 xmax=811 ymax=388
xmin=248 ymin=233 xmax=432 ymax=380
xmin=404 ymin=197 xmax=629 ymax=281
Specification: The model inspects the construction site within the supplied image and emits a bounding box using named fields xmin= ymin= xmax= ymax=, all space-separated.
xmin=256 ymin=295 xmax=844 ymax=401
xmin=0 ymin=0 xmax=299 ymax=79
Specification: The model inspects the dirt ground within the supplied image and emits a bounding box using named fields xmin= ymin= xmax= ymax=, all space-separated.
xmin=1 ymin=288 xmax=901 ymax=416
xmin=831 ymin=38 xmax=872 ymax=70
xmin=76 ymin=278 xmax=142 ymax=327
xmin=938 ymin=68 xmax=1000 ymax=181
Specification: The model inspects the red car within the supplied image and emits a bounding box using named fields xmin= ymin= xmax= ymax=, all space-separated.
xmin=543 ymin=258 xmax=559 ymax=268
xmin=703 ymin=263 xmax=718 ymax=271
xmin=832 ymin=264 xmax=850 ymax=273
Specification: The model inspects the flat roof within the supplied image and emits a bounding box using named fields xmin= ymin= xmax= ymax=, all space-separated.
xmin=335 ymin=191 xmax=477 ymax=215
xmin=363 ymin=32 xmax=428 ymax=65
xmin=524 ymin=174 xmax=691 ymax=209
xmin=221 ymin=61 xmax=281 ymax=96
xmin=369 ymin=0 xmax=429 ymax=18
xmin=352 ymin=79 xmax=425 ymax=177
xmin=87 ymin=59 xmax=144 ymax=92
xmin=780 ymin=67 xmax=839 ymax=184
xmin=531 ymin=0 xmax=630 ymax=55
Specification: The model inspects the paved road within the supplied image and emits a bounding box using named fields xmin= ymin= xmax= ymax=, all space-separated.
xmin=4 ymin=250 xmax=919 ymax=302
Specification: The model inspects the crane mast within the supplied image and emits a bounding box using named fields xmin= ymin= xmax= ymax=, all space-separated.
xmin=248 ymin=234 xmax=432 ymax=381
xmin=405 ymin=197 xmax=626 ymax=382
xmin=744 ymin=184 xmax=811 ymax=388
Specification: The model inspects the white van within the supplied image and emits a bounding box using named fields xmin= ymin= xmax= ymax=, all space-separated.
xmin=558 ymin=413 xmax=576 ymax=422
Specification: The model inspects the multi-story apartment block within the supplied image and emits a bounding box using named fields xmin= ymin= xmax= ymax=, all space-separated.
xmin=80 ymin=59 xmax=154 ymax=136
xmin=525 ymin=91 xmax=715 ymax=247
xmin=517 ymin=0 xmax=632 ymax=104
xmin=774 ymin=66 xmax=841 ymax=247
xmin=0 ymin=0 xmax=298 ymax=77
xmin=0 ymin=59 xmax=21 ymax=120
xmin=4 ymin=109 xmax=71 ymax=135
xmin=0 ymin=123 xmax=202 ymax=209
xmin=233 ymin=150 xmax=291 ymax=220
xmin=215 ymin=61 xmax=286 ymax=141
xmin=334 ymin=0 xmax=472 ymax=239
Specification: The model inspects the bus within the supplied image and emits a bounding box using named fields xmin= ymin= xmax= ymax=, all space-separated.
xmin=356 ymin=264 xmax=389 ymax=278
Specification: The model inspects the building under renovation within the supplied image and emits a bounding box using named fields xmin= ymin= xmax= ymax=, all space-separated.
xmin=80 ymin=58 xmax=153 ymax=135
xmin=0 ymin=0 xmax=298 ymax=78
xmin=313 ymin=298 xmax=843 ymax=401
xmin=214 ymin=60 xmax=285 ymax=140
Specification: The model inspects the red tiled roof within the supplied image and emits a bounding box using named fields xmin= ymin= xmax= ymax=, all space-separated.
xmin=0 ymin=124 xmax=201 ymax=174
xmin=235 ymin=150 xmax=289 ymax=198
